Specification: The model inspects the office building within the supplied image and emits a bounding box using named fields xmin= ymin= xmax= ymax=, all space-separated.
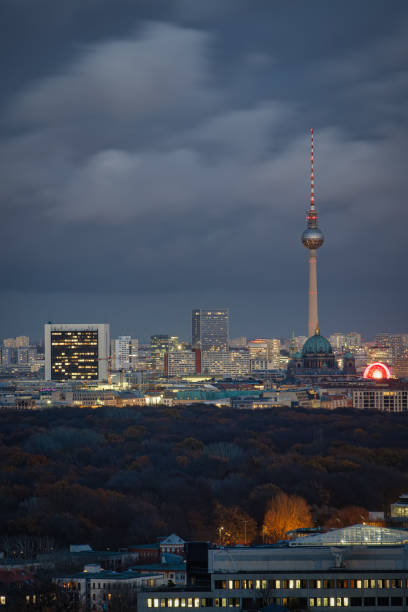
xmin=139 ymin=524 xmax=408 ymax=612
xmin=44 ymin=324 xmax=110 ymax=382
xmin=165 ymin=350 xmax=198 ymax=377
xmin=17 ymin=346 xmax=38 ymax=365
xmin=329 ymin=334 xmax=346 ymax=351
xmin=201 ymin=350 xmax=249 ymax=377
xmin=192 ymin=309 xmax=229 ymax=351
xmin=111 ymin=336 xmax=138 ymax=371
xmin=352 ymin=384 xmax=408 ymax=412
xmin=345 ymin=332 xmax=362 ymax=350
xmin=151 ymin=335 xmax=179 ymax=371
xmin=393 ymin=357 xmax=408 ymax=379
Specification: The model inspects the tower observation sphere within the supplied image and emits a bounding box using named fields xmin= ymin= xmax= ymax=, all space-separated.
xmin=302 ymin=227 xmax=324 ymax=250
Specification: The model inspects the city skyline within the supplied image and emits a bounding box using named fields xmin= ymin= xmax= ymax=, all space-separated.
xmin=1 ymin=1 xmax=408 ymax=340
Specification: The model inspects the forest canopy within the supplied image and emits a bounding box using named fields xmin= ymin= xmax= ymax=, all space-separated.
xmin=0 ymin=405 xmax=407 ymax=551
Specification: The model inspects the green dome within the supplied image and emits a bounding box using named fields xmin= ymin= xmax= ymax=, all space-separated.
xmin=344 ymin=351 xmax=354 ymax=358
xmin=292 ymin=351 xmax=302 ymax=359
xmin=302 ymin=331 xmax=333 ymax=356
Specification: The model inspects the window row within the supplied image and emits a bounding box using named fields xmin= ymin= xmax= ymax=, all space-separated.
xmin=147 ymin=598 xmax=212 ymax=608
xmin=214 ymin=578 xmax=404 ymax=591
xmin=148 ymin=596 xmax=408 ymax=610
xmin=309 ymin=596 xmax=404 ymax=607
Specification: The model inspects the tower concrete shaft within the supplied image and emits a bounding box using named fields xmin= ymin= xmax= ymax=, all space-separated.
xmin=302 ymin=129 xmax=324 ymax=338
xmin=308 ymin=249 xmax=318 ymax=338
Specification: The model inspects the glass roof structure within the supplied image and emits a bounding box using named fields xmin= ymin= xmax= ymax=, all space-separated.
xmin=289 ymin=524 xmax=408 ymax=547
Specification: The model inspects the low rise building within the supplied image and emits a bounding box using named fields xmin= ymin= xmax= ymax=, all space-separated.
xmin=56 ymin=564 xmax=166 ymax=611
xmin=352 ymin=384 xmax=408 ymax=412
xmin=138 ymin=525 xmax=408 ymax=612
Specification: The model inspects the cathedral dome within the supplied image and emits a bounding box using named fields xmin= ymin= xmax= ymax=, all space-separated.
xmin=302 ymin=330 xmax=333 ymax=355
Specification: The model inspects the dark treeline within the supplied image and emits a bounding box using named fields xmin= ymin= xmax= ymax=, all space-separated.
xmin=1 ymin=405 xmax=408 ymax=551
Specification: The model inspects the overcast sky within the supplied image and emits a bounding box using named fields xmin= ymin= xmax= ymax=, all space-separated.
xmin=1 ymin=0 xmax=407 ymax=343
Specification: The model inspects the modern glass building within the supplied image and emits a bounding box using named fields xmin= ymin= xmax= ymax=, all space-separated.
xmin=192 ymin=309 xmax=229 ymax=352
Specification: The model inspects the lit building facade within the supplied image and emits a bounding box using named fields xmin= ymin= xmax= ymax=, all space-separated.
xmin=192 ymin=310 xmax=229 ymax=352
xmin=352 ymin=385 xmax=408 ymax=412
xmin=393 ymin=357 xmax=408 ymax=379
xmin=44 ymin=323 xmax=110 ymax=382
xmin=151 ymin=335 xmax=179 ymax=371
xmin=165 ymin=350 xmax=198 ymax=376
xmin=111 ymin=336 xmax=138 ymax=371
xmin=202 ymin=350 xmax=249 ymax=378
xmin=139 ymin=525 xmax=408 ymax=612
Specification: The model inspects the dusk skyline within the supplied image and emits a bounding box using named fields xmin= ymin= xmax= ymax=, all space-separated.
xmin=1 ymin=0 xmax=407 ymax=341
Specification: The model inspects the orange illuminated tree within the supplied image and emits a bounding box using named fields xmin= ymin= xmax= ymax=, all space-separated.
xmin=263 ymin=492 xmax=312 ymax=542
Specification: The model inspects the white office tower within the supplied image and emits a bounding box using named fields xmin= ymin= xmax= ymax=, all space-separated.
xmin=111 ymin=336 xmax=138 ymax=371
xmin=44 ymin=323 xmax=110 ymax=382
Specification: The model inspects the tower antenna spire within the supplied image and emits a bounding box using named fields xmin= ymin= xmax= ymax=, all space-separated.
xmin=310 ymin=128 xmax=315 ymax=209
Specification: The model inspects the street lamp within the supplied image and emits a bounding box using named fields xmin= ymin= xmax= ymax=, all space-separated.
xmin=218 ymin=526 xmax=224 ymax=546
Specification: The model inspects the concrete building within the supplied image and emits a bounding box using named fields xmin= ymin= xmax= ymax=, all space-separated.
xmin=44 ymin=324 xmax=110 ymax=382
xmin=393 ymin=357 xmax=408 ymax=379
xmin=192 ymin=310 xmax=229 ymax=352
xmin=151 ymin=335 xmax=179 ymax=371
xmin=202 ymin=351 xmax=250 ymax=378
xmin=139 ymin=525 xmax=408 ymax=612
xmin=165 ymin=350 xmax=198 ymax=376
xmin=111 ymin=336 xmax=138 ymax=371
xmin=352 ymin=384 xmax=408 ymax=412
xmin=56 ymin=564 xmax=165 ymax=611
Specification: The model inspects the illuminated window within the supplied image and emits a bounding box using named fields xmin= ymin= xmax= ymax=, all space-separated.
xmin=154 ymin=599 xmax=159 ymax=608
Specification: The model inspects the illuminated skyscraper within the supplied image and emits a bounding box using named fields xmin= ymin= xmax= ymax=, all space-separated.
xmin=44 ymin=323 xmax=110 ymax=381
xmin=192 ymin=309 xmax=229 ymax=351
xmin=301 ymin=129 xmax=324 ymax=338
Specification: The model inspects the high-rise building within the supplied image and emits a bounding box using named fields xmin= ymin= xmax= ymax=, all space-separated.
xmin=150 ymin=335 xmax=179 ymax=371
xmin=345 ymin=332 xmax=362 ymax=350
xmin=301 ymin=129 xmax=324 ymax=338
xmin=192 ymin=309 xmax=229 ymax=351
xmin=44 ymin=324 xmax=110 ymax=381
xmin=329 ymin=333 xmax=346 ymax=351
xmin=17 ymin=346 xmax=38 ymax=365
xmin=375 ymin=333 xmax=404 ymax=362
xmin=111 ymin=336 xmax=138 ymax=371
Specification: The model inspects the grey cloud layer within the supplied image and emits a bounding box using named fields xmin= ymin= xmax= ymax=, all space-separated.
xmin=1 ymin=7 xmax=407 ymax=337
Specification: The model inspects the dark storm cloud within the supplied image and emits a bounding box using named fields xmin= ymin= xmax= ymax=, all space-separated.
xmin=1 ymin=0 xmax=407 ymax=339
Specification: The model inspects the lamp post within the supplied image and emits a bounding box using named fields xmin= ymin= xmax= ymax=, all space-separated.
xmin=218 ymin=526 xmax=224 ymax=546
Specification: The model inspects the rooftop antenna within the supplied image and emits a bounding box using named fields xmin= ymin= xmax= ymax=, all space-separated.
xmin=310 ymin=128 xmax=315 ymax=209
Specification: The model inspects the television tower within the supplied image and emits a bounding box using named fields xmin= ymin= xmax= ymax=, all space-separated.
xmin=302 ymin=129 xmax=324 ymax=338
